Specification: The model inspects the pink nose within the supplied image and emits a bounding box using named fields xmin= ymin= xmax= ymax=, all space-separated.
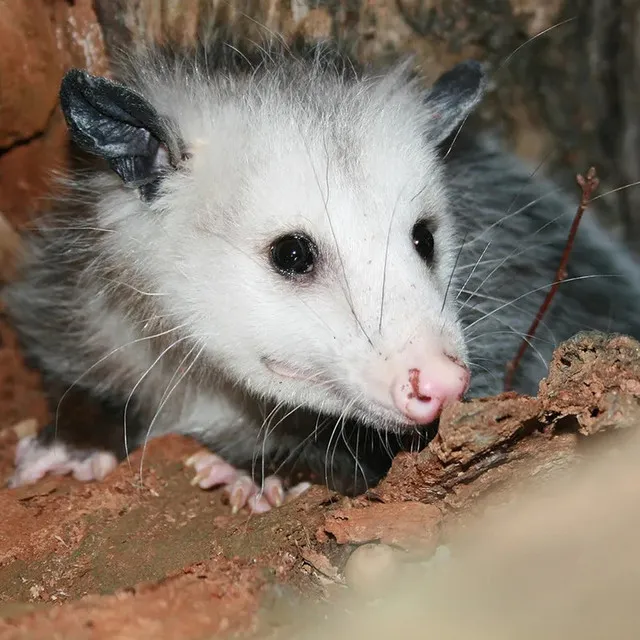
xmin=391 ymin=357 xmax=470 ymax=424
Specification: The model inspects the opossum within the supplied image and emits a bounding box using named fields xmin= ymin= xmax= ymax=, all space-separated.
xmin=5 ymin=35 xmax=640 ymax=512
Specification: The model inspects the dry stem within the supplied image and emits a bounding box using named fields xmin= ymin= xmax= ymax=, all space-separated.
xmin=504 ymin=167 xmax=600 ymax=391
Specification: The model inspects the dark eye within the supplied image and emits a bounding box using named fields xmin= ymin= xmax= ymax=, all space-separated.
xmin=412 ymin=220 xmax=435 ymax=264
xmin=270 ymin=233 xmax=317 ymax=276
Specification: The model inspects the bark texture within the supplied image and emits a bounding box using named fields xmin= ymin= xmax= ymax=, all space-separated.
xmin=1 ymin=0 xmax=637 ymax=243
xmin=91 ymin=0 xmax=640 ymax=246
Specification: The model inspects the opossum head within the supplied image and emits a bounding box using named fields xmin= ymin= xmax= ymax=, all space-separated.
xmin=59 ymin=47 xmax=487 ymax=430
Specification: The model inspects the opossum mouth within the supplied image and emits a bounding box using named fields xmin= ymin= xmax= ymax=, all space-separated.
xmin=262 ymin=357 xmax=438 ymax=430
xmin=262 ymin=357 xmax=315 ymax=382
xmin=348 ymin=402 xmax=436 ymax=432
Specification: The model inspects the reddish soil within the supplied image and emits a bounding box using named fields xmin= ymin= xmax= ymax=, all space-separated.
xmin=0 ymin=329 xmax=638 ymax=639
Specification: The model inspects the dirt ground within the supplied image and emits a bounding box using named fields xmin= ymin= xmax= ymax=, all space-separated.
xmin=1 ymin=321 xmax=639 ymax=639
xmin=2 ymin=1 xmax=640 ymax=638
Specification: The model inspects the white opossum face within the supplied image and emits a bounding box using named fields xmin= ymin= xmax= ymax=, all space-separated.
xmin=60 ymin=52 xmax=486 ymax=430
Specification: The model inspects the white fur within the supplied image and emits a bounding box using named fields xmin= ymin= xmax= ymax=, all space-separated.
xmin=94 ymin=55 xmax=466 ymax=434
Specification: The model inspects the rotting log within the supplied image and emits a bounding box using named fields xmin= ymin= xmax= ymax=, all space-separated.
xmin=316 ymin=332 xmax=640 ymax=555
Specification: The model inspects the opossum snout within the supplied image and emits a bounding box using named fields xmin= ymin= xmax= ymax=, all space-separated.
xmin=391 ymin=356 xmax=469 ymax=425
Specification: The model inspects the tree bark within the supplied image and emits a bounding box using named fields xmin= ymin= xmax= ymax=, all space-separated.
xmin=93 ymin=0 xmax=640 ymax=251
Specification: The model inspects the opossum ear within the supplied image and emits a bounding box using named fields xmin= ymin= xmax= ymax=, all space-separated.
xmin=59 ymin=69 xmax=180 ymax=201
xmin=423 ymin=60 xmax=488 ymax=147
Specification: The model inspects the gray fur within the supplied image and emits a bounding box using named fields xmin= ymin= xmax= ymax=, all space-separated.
xmin=446 ymin=132 xmax=640 ymax=397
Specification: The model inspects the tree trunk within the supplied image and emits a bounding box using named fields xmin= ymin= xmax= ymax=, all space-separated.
xmin=1 ymin=0 xmax=638 ymax=248
xmin=92 ymin=0 xmax=640 ymax=251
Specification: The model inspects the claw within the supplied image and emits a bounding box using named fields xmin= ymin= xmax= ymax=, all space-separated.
xmin=227 ymin=475 xmax=257 ymax=514
xmin=263 ymin=475 xmax=285 ymax=507
xmin=184 ymin=450 xmax=312 ymax=514
xmin=247 ymin=493 xmax=272 ymax=513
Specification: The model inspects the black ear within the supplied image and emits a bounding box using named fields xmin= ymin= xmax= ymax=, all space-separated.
xmin=59 ymin=69 xmax=180 ymax=199
xmin=424 ymin=60 xmax=488 ymax=146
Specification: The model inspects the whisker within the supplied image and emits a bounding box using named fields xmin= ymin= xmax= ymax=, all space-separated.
xmin=454 ymin=241 xmax=489 ymax=302
xmin=466 ymin=329 xmax=548 ymax=346
xmin=329 ymin=398 xmax=358 ymax=491
xmin=322 ymin=135 xmax=374 ymax=347
xmin=379 ymin=186 xmax=408 ymax=332
xmin=259 ymin=402 xmax=302 ymax=489
xmin=589 ymin=180 xmax=640 ymax=203
xmin=296 ymin=120 xmax=374 ymax=348
xmin=139 ymin=342 xmax=206 ymax=482
xmin=458 ymin=188 xmax=564 ymax=251
xmin=498 ymin=17 xmax=577 ymax=71
xmin=34 ymin=225 xmax=118 ymax=234
xmin=443 ymin=17 xmax=576 ymax=160
xmin=353 ymin=424 xmax=362 ymax=493
xmin=459 ymin=288 xmax=558 ymax=345
xmin=441 ymin=232 xmax=468 ymax=315
xmin=467 ymin=360 xmax=501 ymax=381
xmin=54 ymin=323 xmax=189 ymax=439
xmin=324 ymin=408 xmax=346 ymax=490
xmin=95 ymin=276 xmax=168 ymax=297
xmin=464 ymin=274 xmax=621 ymax=333
xmin=378 ymin=178 xmax=418 ymax=333
xmin=457 ymin=213 xmax=567 ymax=317
xmin=123 ymin=334 xmax=197 ymax=467
xmin=502 ymin=148 xmax=555 ymax=218
xmin=252 ymin=400 xmax=286 ymax=484
xmin=470 ymin=315 xmax=550 ymax=369
xmin=269 ymin=410 xmax=333 ymax=480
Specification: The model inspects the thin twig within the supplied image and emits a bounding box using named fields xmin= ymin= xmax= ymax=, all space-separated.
xmin=504 ymin=167 xmax=600 ymax=391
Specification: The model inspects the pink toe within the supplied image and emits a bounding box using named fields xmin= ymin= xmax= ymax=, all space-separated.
xmin=187 ymin=452 xmax=223 ymax=474
xmin=263 ymin=476 xmax=285 ymax=507
xmin=91 ymin=453 xmax=118 ymax=480
xmin=15 ymin=435 xmax=36 ymax=460
xmin=194 ymin=462 xmax=238 ymax=489
xmin=72 ymin=459 xmax=96 ymax=482
xmin=247 ymin=494 xmax=272 ymax=513
xmin=183 ymin=450 xmax=303 ymax=515
xmin=286 ymin=481 xmax=312 ymax=501
xmin=227 ymin=476 xmax=258 ymax=514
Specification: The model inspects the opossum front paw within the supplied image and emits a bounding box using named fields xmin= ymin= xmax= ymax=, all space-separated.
xmin=185 ymin=451 xmax=311 ymax=514
xmin=8 ymin=434 xmax=118 ymax=488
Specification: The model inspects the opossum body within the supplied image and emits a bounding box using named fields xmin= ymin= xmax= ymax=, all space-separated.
xmin=5 ymin=37 xmax=640 ymax=511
